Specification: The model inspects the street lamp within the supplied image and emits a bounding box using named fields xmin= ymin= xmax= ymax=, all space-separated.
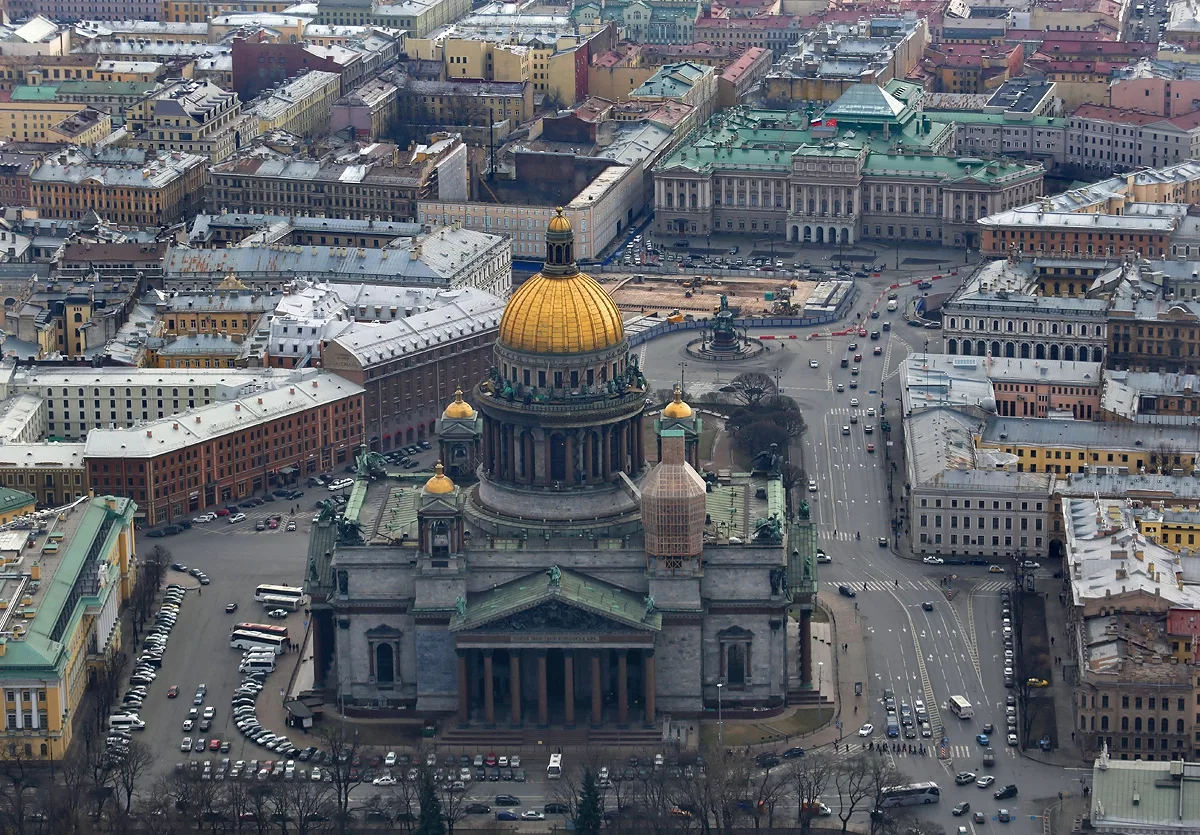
xmin=818 ymin=662 xmax=825 ymax=724
xmin=679 ymin=361 xmax=688 ymax=394
xmin=716 ymin=682 xmax=724 ymax=748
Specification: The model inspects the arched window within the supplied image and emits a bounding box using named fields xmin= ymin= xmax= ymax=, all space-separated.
xmin=375 ymin=643 xmax=395 ymax=684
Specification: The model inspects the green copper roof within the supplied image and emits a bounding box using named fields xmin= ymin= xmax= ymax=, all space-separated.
xmin=0 ymin=487 xmax=34 ymax=516
xmin=824 ymin=83 xmax=908 ymax=121
xmin=450 ymin=566 xmax=662 ymax=632
xmin=10 ymin=85 xmax=60 ymax=102
xmin=56 ymin=80 xmax=159 ymax=97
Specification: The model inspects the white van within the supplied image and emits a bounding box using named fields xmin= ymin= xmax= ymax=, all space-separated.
xmin=327 ymin=478 xmax=354 ymax=492
xmin=240 ymin=657 xmax=276 ymax=674
xmin=109 ymin=714 xmax=146 ymax=730
xmin=886 ymin=299 xmax=899 ymax=312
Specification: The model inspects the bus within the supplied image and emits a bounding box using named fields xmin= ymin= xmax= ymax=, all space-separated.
xmin=547 ymin=754 xmax=562 ymax=780
xmin=229 ymin=630 xmax=288 ymax=654
xmin=260 ymin=594 xmax=303 ymax=612
xmin=948 ymin=695 xmax=974 ymax=719
xmin=879 ymin=782 xmax=941 ymax=808
xmin=233 ymin=623 xmax=289 ymax=639
xmin=254 ymin=585 xmax=308 ymax=605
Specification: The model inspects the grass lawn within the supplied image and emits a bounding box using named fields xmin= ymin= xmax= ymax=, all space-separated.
xmin=700 ymin=707 xmax=833 ymax=749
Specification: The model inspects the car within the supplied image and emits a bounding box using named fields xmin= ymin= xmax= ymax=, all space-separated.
xmin=183 ymin=719 xmax=195 ymax=732
xmin=1027 ymin=678 xmax=1049 ymax=688
xmin=496 ymin=810 xmax=519 ymax=821
xmin=974 ymin=811 xmax=987 ymax=824
xmin=209 ymin=739 xmax=221 ymax=751
xmin=809 ymin=359 xmax=819 ymax=369
xmin=851 ymin=366 xmax=859 ymax=376
xmin=839 ymin=585 xmax=857 ymax=598
xmin=921 ymin=601 xmax=934 ymax=611
xmin=953 ymin=802 xmax=971 ymax=817
xmin=225 ymin=603 xmax=238 ymax=613
xmin=955 ymin=772 xmax=977 ymax=785
xmin=229 ymin=513 xmax=247 ymax=524
xmin=873 ymin=346 xmax=882 ymax=355
xmin=922 ymin=556 xmax=944 ymax=565
xmin=998 ymin=809 xmax=1011 ymax=823
xmin=267 ymin=608 xmax=289 ymax=619
xmin=171 ymin=563 xmax=187 ymax=572
xmin=808 ymin=479 xmax=818 ymax=492
xmin=286 ymin=521 xmax=297 ymax=531
xmin=988 ymin=565 xmax=1005 ymax=573
xmin=857 ymin=723 xmax=874 ymax=737
xmin=878 ymin=537 xmax=888 ymax=547
xmin=976 ymin=775 xmax=995 ymax=788
xmin=521 ymin=811 xmax=546 ymax=821
xmin=181 ymin=738 xmax=192 ymax=752
xmin=976 ymin=734 xmax=989 ymax=745
xmin=167 ymin=686 xmax=179 ymax=698
xmin=836 ymin=383 xmax=844 ymax=392
xmin=465 ymin=803 xmax=492 ymax=815
xmin=1022 ymin=560 xmax=1041 ymax=569
xmin=1007 ymin=733 xmax=1019 ymax=746
xmin=853 ymin=354 xmax=862 ymax=363
xmin=848 ymin=342 xmax=858 ymax=351
xmin=372 ymin=776 xmax=397 ymax=786
xmin=495 ymin=794 xmax=520 ymax=806
xmin=850 ymin=398 xmax=859 ymax=407
xmin=783 ymin=746 xmax=805 ymax=759
xmin=202 ymin=707 xmax=216 ymax=720
xmin=994 ymin=785 xmax=1018 ymax=800
xmin=920 ymin=722 xmax=931 ymax=737
xmin=194 ymin=693 xmax=205 ymax=706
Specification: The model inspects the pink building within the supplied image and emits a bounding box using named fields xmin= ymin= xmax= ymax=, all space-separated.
xmin=989 ymin=358 xmax=1103 ymax=420
xmin=1110 ymin=75 xmax=1200 ymax=117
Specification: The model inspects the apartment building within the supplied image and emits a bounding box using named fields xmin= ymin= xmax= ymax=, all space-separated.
xmin=84 ymin=370 xmax=364 ymax=523
xmin=0 ymin=444 xmax=87 ymax=507
xmin=329 ymin=76 xmax=398 ymax=140
xmin=1108 ymin=295 xmax=1200 ymax=375
xmin=125 ymin=80 xmax=249 ymax=163
xmin=395 ymin=78 xmax=534 ymax=127
xmin=1068 ymin=105 xmax=1200 ymax=174
xmin=28 ymin=148 xmax=207 ymax=228
xmin=0 ymin=495 xmax=138 ymax=761
xmin=0 ymin=99 xmax=111 ymax=144
xmin=978 ymin=416 xmax=1200 ymax=475
xmin=248 ymin=70 xmax=341 ymax=137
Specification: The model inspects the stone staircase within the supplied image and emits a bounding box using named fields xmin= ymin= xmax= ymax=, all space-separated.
xmin=440 ymin=725 xmax=661 ymax=749
xmin=786 ymin=688 xmax=834 ymax=707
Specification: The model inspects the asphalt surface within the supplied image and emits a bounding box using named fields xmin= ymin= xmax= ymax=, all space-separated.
xmin=640 ymin=268 xmax=1087 ymax=832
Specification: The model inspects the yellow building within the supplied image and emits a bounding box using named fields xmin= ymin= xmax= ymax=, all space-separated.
xmin=0 ymin=494 xmax=138 ymax=761
xmin=162 ymin=0 xmax=293 ymax=22
xmin=978 ymin=417 xmax=1200 ymax=476
xmin=126 ymin=80 xmax=249 ymax=163
xmin=143 ymin=334 xmax=243 ymax=368
xmin=0 ymin=488 xmax=36 ymax=525
xmin=0 ymin=100 xmax=111 ymax=144
xmin=160 ymin=293 xmax=272 ymax=337
xmin=251 ymin=70 xmax=341 ymax=136
xmin=1135 ymin=508 xmax=1200 ymax=553
xmin=0 ymin=445 xmax=87 ymax=508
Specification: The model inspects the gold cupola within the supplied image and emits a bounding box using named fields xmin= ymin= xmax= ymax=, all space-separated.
xmin=423 ymin=462 xmax=455 ymax=494
xmin=497 ymin=208 xmax=625 ymax=355
xmin=442 ymin=388 xmax=475 ymax=420
xmin=662 ymin=386 xmax=693 ymax=419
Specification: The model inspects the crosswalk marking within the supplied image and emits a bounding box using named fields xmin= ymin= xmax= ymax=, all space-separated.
xmin=823 ymin=580 xmax=938 ymax=592
xmin=972 ymin=581 xmax=1012 ymax=592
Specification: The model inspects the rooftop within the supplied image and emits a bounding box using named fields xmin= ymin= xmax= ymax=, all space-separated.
xmin=981 ymin=415 xmax=1200 ymax=453
xmin=904 ymin=406 xmax=983 ymax=487
xmin=82 ymin=370 xmax=363 ymax=458
xmin=1090 ymin=755 xmax=1200 ymax=832
xmin=0 ymin=443 xmax=85 ymax=471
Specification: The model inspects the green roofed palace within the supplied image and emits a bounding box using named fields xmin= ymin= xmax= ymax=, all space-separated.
xmin=652 ymin=82 xmax=1045 ymax=249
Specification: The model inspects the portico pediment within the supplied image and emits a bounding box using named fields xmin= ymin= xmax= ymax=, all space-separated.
xmin=449 ymin=566 xmax=661 ymax=633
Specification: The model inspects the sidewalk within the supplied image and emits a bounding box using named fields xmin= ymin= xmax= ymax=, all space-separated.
xmin=1024 ymin=574 xmax=1086 ymax=768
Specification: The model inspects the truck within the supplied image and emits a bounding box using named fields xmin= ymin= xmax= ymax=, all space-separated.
xmin=982 ymin=748 xmax=995 ymax=767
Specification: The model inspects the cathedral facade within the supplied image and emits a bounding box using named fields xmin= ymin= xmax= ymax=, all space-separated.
xmin=305 ymin=212 xmax=813 ymax=732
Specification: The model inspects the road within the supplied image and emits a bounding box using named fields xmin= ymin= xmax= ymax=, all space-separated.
xmin=639 ymin=270 xmax=1083 ymax=832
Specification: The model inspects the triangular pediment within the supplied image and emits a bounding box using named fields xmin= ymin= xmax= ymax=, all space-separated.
xmin=450 ymin=567 xmax=661 ymax=633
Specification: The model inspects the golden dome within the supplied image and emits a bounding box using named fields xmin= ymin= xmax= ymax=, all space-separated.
xmin=424 ymin=462 xmax=455 ymax=494
xmin=663 ymin=386 xmax=693 ymax=419
xmin=498 ymin=209 xmax=625 ymax=355
xmin=547 ymin=206 xmax=572 ymax=233
xmin=442 ymin=388 xmax=475 ymax=420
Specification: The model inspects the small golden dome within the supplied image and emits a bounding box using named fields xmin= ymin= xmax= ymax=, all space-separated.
xmin=424 ymin=462 xmax=455 ymax=494
xmin=498 ymin=210 xmax=624 ymax=355
xmin=442 ymin=388 xmax=475 ymax=419
xmin=663 ymin=386 xmax=693 ymax=419
xmin=547 ymin=206 xmax=572 ymax=233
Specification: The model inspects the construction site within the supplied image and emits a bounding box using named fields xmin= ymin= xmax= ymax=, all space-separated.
xmin=604 ymin=273 xmax=819 ymax=320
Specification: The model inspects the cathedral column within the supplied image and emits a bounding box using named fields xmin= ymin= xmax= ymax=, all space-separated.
xmin=800 ymin=610 xmax=813 ymax=687
xmin=509 ymin=652 xmax=522 ymax=726
xmin=643 ymin=650 xmax=656 ymax=727
xmin=591 ymin=652 xmax=602 ymax=727
xmin=617 ymin=650 xmax=629 ymax=726
xmin=543 ymin=435 xmax=552 ymax=486
xmin=634 ymin=419 xmax=644 ymax=469
xmin=456 ymin=650 xmax=469 ymax=726
xmin=524 ymin=432 xmax=535 ymax=485
xmin=537 ymin=651 xmax=549 ymax=727
xmin=506 ymin=424 xmax=516 ymax=482
xmin=600 ymin=427 xmax=611 ymax=481
xmin=563 ymin=651 xmax=575 ymax=727
xmin=583 ymin=433 xmax=593 ymax=485
xmin=617 ymin=422 xmax=627 ymax=475
xmin=565 ymin=432 xmax=576 ymax=485
xmin=483 ymin=650 xmax=495 ymax=727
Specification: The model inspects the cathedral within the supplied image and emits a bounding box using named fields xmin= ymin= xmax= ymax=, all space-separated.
xmin=305 ymin=211 xmax=816 ymax=735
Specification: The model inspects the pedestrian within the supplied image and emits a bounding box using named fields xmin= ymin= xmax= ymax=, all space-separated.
xmin=198 ymin=587 xmax=201 ymax=596
xmin=1051 ymin=637 xmax=1055 ymax=646
xmin=1071 ymin=731 xmax=1075 ymax=741
xmin=280 ymin=688 xmax=284 ymax=698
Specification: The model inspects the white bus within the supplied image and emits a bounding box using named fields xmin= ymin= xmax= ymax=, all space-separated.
xmin=948 ymin=695 xmax=974 ymax=719
xmin=254 ymin=585 xmax=308 ymax=605
xmin=233 ymin=623 xmax=290 ymax=639
xmin=547 ymin=754 xmax=562 ymax=780
xmin=260 ymin=594 xmax=303 ymax=612
xmin=229 ymin=630 xmax=288 ymax=655
xmin=879 ymin=782 xmax=941 ymax=808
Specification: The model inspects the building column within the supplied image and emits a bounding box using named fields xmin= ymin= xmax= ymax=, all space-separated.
xmin=800 ymin=610 xmax=813 ymax=687
xmin=565 ymin=432 xmax=576 ymax=485
xmin=563 ymin=651 xmax=575 ymax=727
xmin=483 ymin=650 xmax=495 ymax=727
xmin=600 ymin=428 xmax=611 ymax=481
xmin=509 ymin=652 xmax=522 ymax=727
xmin=506 ymin=424 xmax=516 ymax=482
xmin=457 ymin=650 xmax=469 ymax=726
xmin=643 ymin=649 xmax=656 ymax=727
xmin=617 ymin=422 xmax=627 ymax=475
xmin=583 ymin=432 xmax=593 ymax=485
xmin=617 ymin=650 xmax=629 ymax=726
xmin=543 ymin=435 xmax=552 ymax=486
xmin=524 ymin=432 xmax=534 ymax=484
xmin=591 ymin=651 xmax=603 ymax=727
xmin=537 ymin=651 xmax=549 ymax=727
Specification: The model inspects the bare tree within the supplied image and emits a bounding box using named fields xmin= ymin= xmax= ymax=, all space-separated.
xmin=113 ymin=739 xmax=155 ymax=812
xmin=681 ymin=747 xmax=750 ymax=835
xmin=316 ymin=723 xmax=364 ymax=831
xmin=728 ymin=372 xmax=777 ymax=407
xmin=832 ymin=752 xmax=877 ymax=832
xmin=788 ymin=750 xmax=835 ymax=833
xmin=280 ymin=775 xmax=336 ymax=835
xmin=745 ymin=760 xmax=791 ymax=832
xmin=862 ymin=754 xmax=902 ymax=835
xmin=0 ymin=740 xmax=43 ymax=835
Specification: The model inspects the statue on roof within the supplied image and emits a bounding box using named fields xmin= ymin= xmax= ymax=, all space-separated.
xmin=798 ymin=500 xmax=810 ymax=521
xmin=643 ymin=593 xmax=656 ymax=614
xmin=754 ymin=513 xmax=783 ymax=544
xmin=336 ymin=516 xmax=363 ymax=546
xmin=455 ymin=596 xmax=467 ymax=619
xmin=547 ymin=565 xmax=561 ymax=587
